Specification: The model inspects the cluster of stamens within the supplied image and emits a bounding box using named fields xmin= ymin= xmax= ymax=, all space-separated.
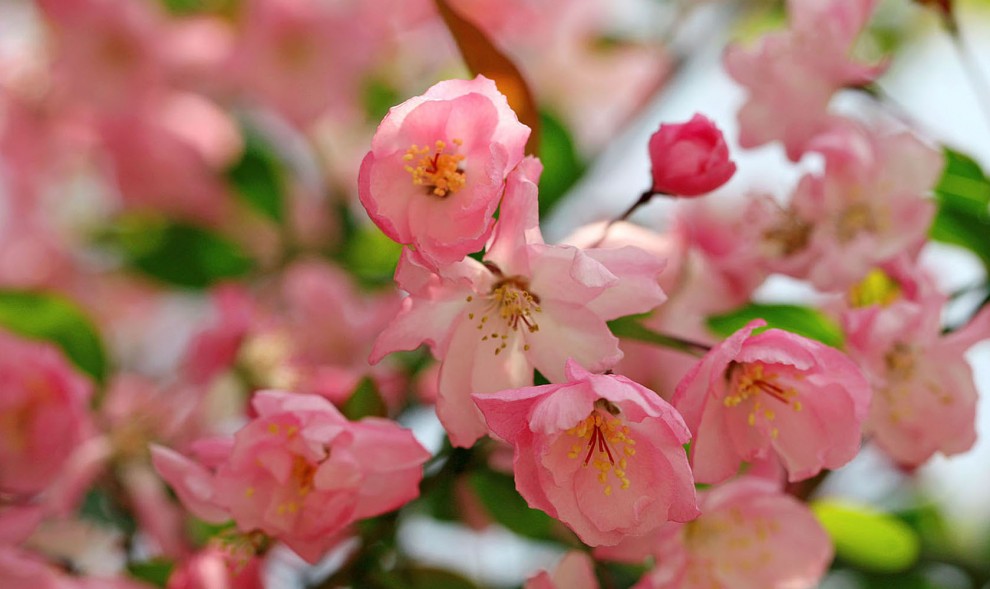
xmin=247 ymin=422 xmax=325 ymax=516
xmin=848 ymin=268 xmax=902 ymax=308
xmin=403 ymin=139 xmax=466 ymax=197
xmin=466 ymin=278 xmax=542 ymax=356
xmin=724 ymin=362 xmax=802 ymax=438
xmin=763 ymin=207 xmax=812 ymax=256
xmin=565 ymin=402 xmax=637 ymax=496
xmin=835 ymin=201 xmax=881 ymax=243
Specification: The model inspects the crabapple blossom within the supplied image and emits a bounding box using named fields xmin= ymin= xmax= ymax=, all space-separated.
xmin=524 ymin=551 xmax=599 ymax=589
xmin=473 ymin=360 xmax=699 ymax=546
xmin=0 ymin=330 xmax=94 ymax=496
xmin=673 ymin=320 xmax=870 ymax=484
xmin=648 ymin=114 xmax=736 ymax=197
xmin=724 ymin=0 xmax=885 ymax=160
xmin=151 ymin=390 xmax=429 ymax=563
xmin=371 ymin=158 xmax=667 ymax=446
xmin=599 ymin=478 xmax=832 ymax=589
xmin=843 ymin=263 xmax=990 ymax=465
xmin=358 ymin=75 xmax=530 ymax=268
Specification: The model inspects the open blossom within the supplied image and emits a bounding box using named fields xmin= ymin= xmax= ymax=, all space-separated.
xmin=724 ymin=0 xmax=884 ymax=160
xmin=371 ymin=158 xmax=667 ymax=446
xmin=524 ymin=551 xmax=599 ymax=589
xmin=474 ymin=360 xmax=699 ymax=546
xmin=600 ymin=478 xmax=832 ymax=589
xmin=0 ymin=330 xmax=93 ymax=496
xmin=843 ymin=263 xmax=990 ymax=465
xmin=762 ymin=122 xmax=941 ymax=291
xmin=648 ymin=114 xmax=736 ymax=197
xmin=151 ymin=390 xmax=429 ymax=563
xmin=673 ymin=320 xmax=870 ymax=484
xmin=358 ymin=75 xmax=530 ymax=269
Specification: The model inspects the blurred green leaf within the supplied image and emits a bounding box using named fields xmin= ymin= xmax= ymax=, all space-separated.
xmin=127 ymin=560 xmax=174 ymax=588
xmin=363 ymin=77 xmax=402 ymax=122
xmin=707 ymin=303 xmax=845 ymax=348
xmin=609 ymin=314 xmax=710 ymax=355
xmin=813 ymin=499 xmax=921 ymax=573
xmin=340 ymin=224 xmax=403 ymax=287
xmin=537 ymin=110 xmax=585 ymax=219
xmin=0 ymin=290 xmax=108 ymax=383
xmin=468 ymin=468 xmax=557 ymax=541
xmin=80 ymin=488 xmax=136 ymax=535
xmin=226 ymin=127 xmax=286 ymax=223
xmin=930 ymin=148 xmax=990 ymax=271
xmin=112 ymin=217 xmax=254 ymax=289
xmin=404 ymin=567 xmax=480 ymax=589
xmin=343 ymin=377 xmax=387 ymax=420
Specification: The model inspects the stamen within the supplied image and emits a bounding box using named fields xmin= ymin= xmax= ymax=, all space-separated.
xmin=567 ymin=407 xmax=635 ymax=494
xmin=403 ymin=139 xmax=466 ymax=197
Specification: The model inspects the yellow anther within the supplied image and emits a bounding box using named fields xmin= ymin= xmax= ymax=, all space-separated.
xmin=849 ymin=268 xmax=901 ymax=308
xmin=404 ymin=140 xmax=466 ymax=197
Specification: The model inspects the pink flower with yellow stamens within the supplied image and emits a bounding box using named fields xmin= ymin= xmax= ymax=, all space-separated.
xmin=673 ymin=320 xmax=870 ymax=484
xmin=358 ymin=75 xmax=530 ymax=269
xmin=473 ymin=360 xmax=699 ymax=546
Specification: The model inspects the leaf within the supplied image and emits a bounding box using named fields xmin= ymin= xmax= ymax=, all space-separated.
xmin=340 ymin=224 xmax=403 ymax=288
xmin=706 ymin=303 xmax=845 ymax=348
xmin=226 ymin=127 xmax=285 ymax=223
xmin=404 ymin=567 xmax=480 ymax=589
xmin=343 ymin=377 xmax=387 ymax=420
xmin=111 ymin=217 xmax=254 ymax=289
xmin=363 ymin=77 xmax=402 ymax=122
xmin=468 ymin=468 xmax=558 ymax=541
xmin=812 ymin=499 xmax=921 ymax=573
xmin=433 ymin=0 xmax=541 ymax=154
xmin=930 ymin=148 xmax=990 ymax=271
xmin=127 ymin=560 xmax=174 ymax=588
xmin=538 ymin=110 xmax=585 ymax=218
xmin=608 ymin=314 xmax=709 ymax=355
xmin=0 ymin=290 xmax=108 ymax=383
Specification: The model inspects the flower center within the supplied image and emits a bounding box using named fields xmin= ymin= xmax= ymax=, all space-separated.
xmin=763 ymin=208 xmax=812 ymax=256
xmin=848 ymin=268 xmax=901 ymax=308
xmin=403 ymin=139 xmax=466 ymax=197
xmin=724 ymin=362 xmax=802 ymax=437
xmin=466 ymin=277 xmax=542 ymax=356
xmin=565 ymin=401 xmax=637 ymax=496
xmin=835 ymin=202 xmax=881 ymax=243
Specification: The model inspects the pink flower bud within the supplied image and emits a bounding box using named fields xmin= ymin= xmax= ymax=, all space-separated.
xmin=647 ymin=114 xmax=736 ymax=197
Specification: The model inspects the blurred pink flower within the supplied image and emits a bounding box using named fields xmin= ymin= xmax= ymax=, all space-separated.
xmin=0 ymin=330 xmax=93 ymax=496
xmin=673 ymin=321 xmax=870 ymax=484
xmin=524 ymin=551 xmax=599 ymax=589
xmin=724 ymin=0 xmax=884 ymax=160
xmin=371 ymin=158 xmax=666 ymax=446
xmin=474 ymin=360 xmax=699 ymax=546
xmin=601 ymin=478 xmax=832 ymax=589
xmin=151 ymin=390 xmax=429 ymax=563
xmin=358 ymin=75 xmax=530 ymax=269
xmin=166 ymin=547 xmax=263 ymax=589
xmin=648 ymin=114 xmax=736 ymax=197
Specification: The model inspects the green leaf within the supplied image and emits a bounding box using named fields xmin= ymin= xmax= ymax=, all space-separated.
xmin=537 ymin=110 xmax=585 ymax=219
xmin=226 ymin=127 xmax=286 ymax=223
xmin=706 ymin=303 xmax=845 ymax=348
xmin=111 ymin=217 xmax=254 ymax=289
xmin=343 ymin=377 xmax=387 ymax=420
xmin=363 ymin=77 xmax=402 ymax=122
xmin=608 ymin=314 xmax=710 ymax=355
xmin=468 ymin=468 xmax=557 ymax=541
xmin=812 ymin=499 xmax=921 ymax=573
xmin=0 ymin=290 xmax=108 ymax=383
xmin=127 ymin=560 xmax=174 ymax=588
xmin=403 ymin=567 xmax=480 ymax=589
xmin=930 ymin=148 xmax=990 ymax=271
xmin=340 ymin=224 xmax=403 ymax=287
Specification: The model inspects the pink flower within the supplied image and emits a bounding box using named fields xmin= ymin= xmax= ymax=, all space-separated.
xmin=648 ymin=114 xmax=736 ymax=197
xmin=358 ymin=75 xmax=530 ymax=269
xmin=843 ymin=263 xmax=990 ymax=465
xmin=473 ymin=360 xmax=699 ymax=546
xmin=724 ymin=0 xmax=884 ymax=160
xmin=0 ymin=330 xmax=93 ymax=496
xmin=151 ymin=390 xmax=429 ymax=563
xmin=166 ymin=547 xmax=263 ymax=589
xmin=673 ymin=320 xmax=870 ymax=484
xmin=524 ymin=551 xmax=599 ymax=589
xmin=371 ymin=158 xmax=667 ymax=446
xmin=602 ymin=478 xmax=832 ymax=589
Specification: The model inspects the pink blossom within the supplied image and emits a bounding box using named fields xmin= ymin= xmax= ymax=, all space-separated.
xmin=358 ymin=75 xmax=530 ymax=269
xmin=648 ymin=114 xmax=736 ymax=197
xmin=166 ymin=547 xmax=264 ymax=589
xmin=673 ymin=320 xmax=870 ymax=484
xmin=724 ymin=0 xmax=884 ymax=160
xmin=524 ymin=551 xmax=599 ymax=589
xmin=602 ymin=478 xmax=832 ymax=589
xmin=0 ymin=330 xmax=93 ymax=496
xmin=769 ymin=122 xmax=941 ymax=290
xmin=371 ymin=158 xmax=667 ymax=446
xmin=151 ymin=390 xmax=429 ymax=563
xmin=843 ymin=263 xmax=990 ymax=465
xmin=473 ymin=360 xmax=699 ymax=546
